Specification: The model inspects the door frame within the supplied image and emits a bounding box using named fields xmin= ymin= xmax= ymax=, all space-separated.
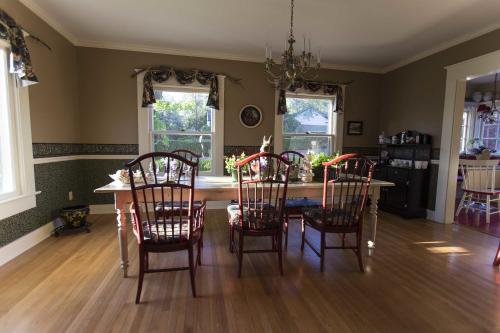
xmin=435 ymin=49 xmax=500 ymax=223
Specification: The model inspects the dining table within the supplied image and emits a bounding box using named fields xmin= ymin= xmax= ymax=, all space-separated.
xmin=95 ymin=176 xmax=395 ymax=277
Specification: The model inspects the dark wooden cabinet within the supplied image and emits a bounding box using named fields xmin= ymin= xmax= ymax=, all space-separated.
xmin=375 ymin=144 xmax=431 ymax=218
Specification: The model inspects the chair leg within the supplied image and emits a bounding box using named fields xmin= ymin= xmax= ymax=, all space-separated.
xmin=456 ymin=192 xmax=466 ymax=217
xmin=284 ymin=213 xmax=289 ymax=250
xmin=135 ymin=248 xmax=145 ymax=304
xmin=229 ymin=222 xmax=234 ymax=253
xmin=486 ymin=195 xmax=491 ymax=224
xmin=493 ymin=240 xmax=500 ymax=266
xmin=238 ymin=232 xmax=244 ymax=278
xmin=144 ymin=252 xmax=149 ymax=272
xmin=497 ymin=195 xmax=500 ymax=218
xmin=277 ymin=232 xmax=284 ymax=275
xmin=341 ymin=233 xmax=346 ymax=248
xmin=356 ymin=232 xmax=364 ymax=272
xmin=188 ymin=245 xmax=197 ymax=297
xmin=320 ymin=231 xmax=325 ymax=272
xmin=300 ymin=217 xmax=306 ymax=252
xmin=197 ymin=238 xmax=202 ymax=266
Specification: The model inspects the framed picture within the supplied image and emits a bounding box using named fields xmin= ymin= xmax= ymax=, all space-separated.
xmin=347 ymin=121 xmax=363 ymax=135
xmin=239 ymin=105 xmax=263 ymax=128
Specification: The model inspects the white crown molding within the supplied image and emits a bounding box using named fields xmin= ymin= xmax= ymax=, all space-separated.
xmin=382 ymin=21 xmax=500 ymax=73
xmin=76 ymin=39 xmax=384 ymax=74
xmin=19 ymin=0 xmax=500 ymax=75
xmin=18 ymin=0 xmax=78 ymax=44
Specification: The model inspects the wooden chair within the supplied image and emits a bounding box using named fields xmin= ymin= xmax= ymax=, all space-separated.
xmin=280 ymin=151 xmax=321 ymax=249
xmin=301 ymin=153 xmax=375 ymax=272
xmin=455 ymin=159 xmax=500 ymax=224
xmin=227 ymin=152 xmax=292 ymax=277
xmin=156 ymin=149 xmax=205 ymax=246
xmin=127 ymin=152 xmax=206 ymax=303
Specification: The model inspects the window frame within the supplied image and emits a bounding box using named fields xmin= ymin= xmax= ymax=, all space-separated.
xmin=0 ymin=41 xmax=36 ymax=220
xmin=274 ymin=91 xmax=343 ymax=155
xmin=137 ymin=73 xmax=225 ymax=176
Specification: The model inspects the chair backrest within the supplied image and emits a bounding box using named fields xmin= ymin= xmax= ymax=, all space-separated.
xmin=126 ymin=152 xmax=200 ymax=244
xmin=459 ymin=159 xmax=499 ymax=192
xmin=320 ymin=153 xmax=375 ymax=228
xmin=280 ymin=150 xmax=304 ymax=167
xmin=235 ymin=152 xmax=292 ymax=228
xmin=171 ymin=149 xmax=201 ymax=175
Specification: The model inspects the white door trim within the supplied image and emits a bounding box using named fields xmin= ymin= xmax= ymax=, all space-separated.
xmin=435 ymin=49 xmax=500 ymax=223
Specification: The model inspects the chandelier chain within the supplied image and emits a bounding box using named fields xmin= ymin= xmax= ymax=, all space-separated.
xmin=290 ymin=0 xmax=294 ymax=38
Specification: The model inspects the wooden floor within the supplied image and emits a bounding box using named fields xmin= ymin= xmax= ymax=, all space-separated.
xmin=1 ymin=210 xmax=500 ymax=332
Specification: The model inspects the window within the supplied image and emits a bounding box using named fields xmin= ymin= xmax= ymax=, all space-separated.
xmin=137 ymin=74 xmax=225 ymax=176
xmin=151 ymin=89 xmax=213 ymax=173
xmin=276 ymin=94 xmax=340 ymax=155
xmin=459 ymin=102 xmax=500 ymax=154
xmin=0 ymin=43 xmax=36 ymax=220
xmin=459 ymin=107 xmax=474 ymax=153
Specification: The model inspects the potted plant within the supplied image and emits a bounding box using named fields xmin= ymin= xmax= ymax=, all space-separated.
xmin=311 ymin=151 xmax=341 ymax=180
xmin=225 ymin=152 xmax=247 ymax=182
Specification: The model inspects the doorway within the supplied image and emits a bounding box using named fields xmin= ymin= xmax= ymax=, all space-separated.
xmin=435 ymin=49 xmax=500 ymax=224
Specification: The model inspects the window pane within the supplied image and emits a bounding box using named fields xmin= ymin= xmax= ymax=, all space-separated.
xmin=153 ymin=91 xmax=212 ymax=132
xmin=0 ymin=48 xmax=15 ymax=197
xmin=483 ymin=139 xmax=496 ymax=150
xmin=152 ymin=134 xmax=212 ymax=171
xmin=483 ymin=124 xmax=497 ymax=138
xmin=284 ymin=97 xmax=331 ymax=134
xmin=283 ymin=135 xmax=331 ymax=155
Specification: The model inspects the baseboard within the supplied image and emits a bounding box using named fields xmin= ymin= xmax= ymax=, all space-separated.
xmin=89 ymin=204 xmax=115 ymax=214
xmin=0 ymin=221 xmax=53 ymax=267
xmin=426 ymin=209 xmax=437 ymax=222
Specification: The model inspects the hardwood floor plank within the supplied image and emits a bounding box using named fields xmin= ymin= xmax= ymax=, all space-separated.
xmin=0 ymin=210 xmax=499 ymax=332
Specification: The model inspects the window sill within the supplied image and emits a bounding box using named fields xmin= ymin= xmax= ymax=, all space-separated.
xmin=0 ymin=192 xmax=38 ymax=220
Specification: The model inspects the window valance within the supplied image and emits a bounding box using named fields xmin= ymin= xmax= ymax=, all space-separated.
xmin=0 ymin=10 xmax=37 ymax=86
xmin=277 ymin=79 xmax=345 ymax=115
xmin=142 ymin=67 xmax=219 ymax=110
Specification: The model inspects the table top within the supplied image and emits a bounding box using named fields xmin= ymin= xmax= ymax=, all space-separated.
xmin=94 ymin=176 xmax=394 ymax=194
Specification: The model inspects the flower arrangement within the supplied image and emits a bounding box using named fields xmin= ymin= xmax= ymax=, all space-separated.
xmin=224 ymin=152 xmax=247 ymax=174
xmin=467 ymin=138 xmax=496 ymax=155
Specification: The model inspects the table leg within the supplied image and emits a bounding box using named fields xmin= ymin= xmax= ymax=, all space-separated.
xmin=368 ymin=188 xmax=380 ymax=256
xmin=115 ymin=194 xmax=128 ymax=277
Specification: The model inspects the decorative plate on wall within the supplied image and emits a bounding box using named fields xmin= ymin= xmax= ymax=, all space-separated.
xmin=239 ymin=105 xmax=263 ymax=128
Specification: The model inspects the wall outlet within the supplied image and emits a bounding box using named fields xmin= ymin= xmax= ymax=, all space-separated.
xmin=68 ymin=191 xmax=74 ymax=201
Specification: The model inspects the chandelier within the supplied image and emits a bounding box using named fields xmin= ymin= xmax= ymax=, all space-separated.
xmin=478 ymin=72 xmax=499 ymax=124
xmin=264 ymin=0 xmax=320 ymax=90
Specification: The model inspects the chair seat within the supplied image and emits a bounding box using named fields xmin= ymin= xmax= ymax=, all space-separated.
xmin=155 ymin=201 xmax=203 ymax=218
xmin=303 ymin=208 xmax=359 ymax=231
xmin=463 ymin=188 xmax=500 ymax=195
xmin=227 ymin=204 xmax=281 ymax=230
xmin=142 ymin=221 xmax=189 ymax=243
xmin=285 ymin=197 xmax=321 ymax=208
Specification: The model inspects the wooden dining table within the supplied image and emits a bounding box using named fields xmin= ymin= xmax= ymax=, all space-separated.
xmin=95 ymin=176 xmax=394 ymax=277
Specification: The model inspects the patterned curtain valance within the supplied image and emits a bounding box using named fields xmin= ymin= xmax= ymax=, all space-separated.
xmin=277 ymin=79 xmax=345 ymax=115
xmin=142 ymin=67 xmax=219 ymax=109
xmin=0 ymin=10 xmax=38 ymax=86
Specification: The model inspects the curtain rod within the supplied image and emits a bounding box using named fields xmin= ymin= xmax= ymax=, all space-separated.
xmin=131 ymin=66 xmax=242 ymax=84
xmin=0 ymin=20 xmax=51 ymax=51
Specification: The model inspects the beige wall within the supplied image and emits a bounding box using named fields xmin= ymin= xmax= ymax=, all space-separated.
xmin=77 ymin=47 xmax=382 ymax=148
xmin=381 ymin=28 xmax=500 ymax=148
xmin=1 ymin=0 xmax=80 ymax=143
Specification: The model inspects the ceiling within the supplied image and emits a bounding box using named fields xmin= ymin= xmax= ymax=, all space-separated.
xmin=20 ymin=0 xmax=500 ymax=73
